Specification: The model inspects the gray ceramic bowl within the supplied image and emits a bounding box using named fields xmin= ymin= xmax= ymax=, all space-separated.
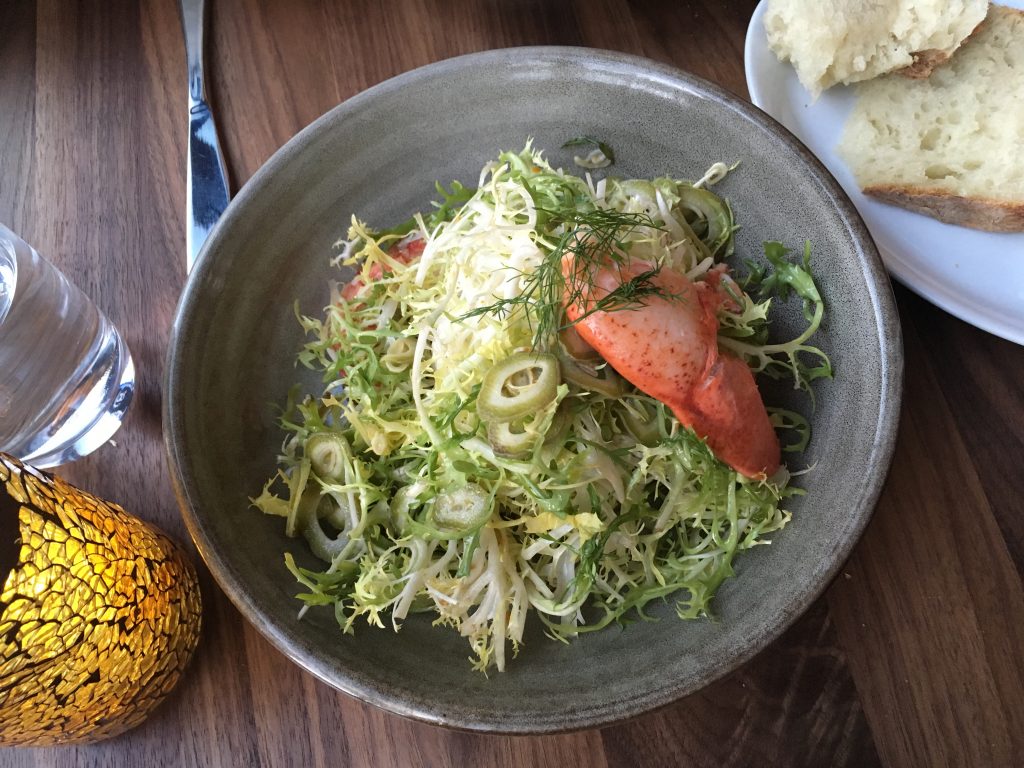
xmin=165 ymin=48 xmax=902 ymax=733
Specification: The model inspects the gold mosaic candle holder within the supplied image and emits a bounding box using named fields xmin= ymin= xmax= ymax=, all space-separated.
xmin=0 ymin=453 xmax=202 ymax=745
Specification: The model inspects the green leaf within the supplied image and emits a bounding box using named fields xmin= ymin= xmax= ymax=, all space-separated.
xmin=759 ymin=241 xmax=821 ymax=322
xmin=561 ymin=136 xmax=616 ymax=164
xmin=768 ymin=408 xmax=812 ymax=453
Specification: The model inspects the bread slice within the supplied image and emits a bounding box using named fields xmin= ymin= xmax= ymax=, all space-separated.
xmin=764 ymin=0 xmax=989 ymax=97
xmin=839 ymin=4 xmax=1024 ymax=232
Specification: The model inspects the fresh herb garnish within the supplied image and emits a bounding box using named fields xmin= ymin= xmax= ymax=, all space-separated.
xmin=460 ymin=207 xmax=673 ymax=350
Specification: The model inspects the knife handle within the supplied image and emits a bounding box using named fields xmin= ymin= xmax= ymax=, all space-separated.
xmin=181 ymin=0 xmax=207 ymax=103
xmin=180 ymin=0 xmax=230 ymax=273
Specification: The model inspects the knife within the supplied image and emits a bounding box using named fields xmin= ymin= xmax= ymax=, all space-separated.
xmin=180 ymin=0 xmax=230 ymax=273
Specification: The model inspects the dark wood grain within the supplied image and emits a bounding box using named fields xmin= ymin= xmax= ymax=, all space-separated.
xmin=906 ymin=287 xmax=1024 ymax=574
xmin=827 ymin=290 xmax=1024 ymax=768
xmin=0 ymin=2 xmax=35 ymax=232
xmin=600 ymin=602 xmax=881 ymax=768
xmin=1 ymin=1 xmax=1022 ymax=766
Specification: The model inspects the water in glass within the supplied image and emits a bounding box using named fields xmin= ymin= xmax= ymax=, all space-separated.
xmin=0 ymin=224 xmax=134 ymax=467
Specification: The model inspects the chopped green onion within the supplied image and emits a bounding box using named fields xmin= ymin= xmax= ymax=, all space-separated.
xmin=305 ymin=432 xmax=352 ymax=480
xmin=431 ymin=483 xmax=491 ymax=535
xmin=298 ymin=490 xmax=348 ymax=561
xmin=486 ymin=419 xmax=536 ymax=457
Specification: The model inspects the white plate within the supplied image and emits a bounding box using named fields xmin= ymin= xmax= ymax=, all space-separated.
xmin=744 ymin=0 xmax=1024 ymax=345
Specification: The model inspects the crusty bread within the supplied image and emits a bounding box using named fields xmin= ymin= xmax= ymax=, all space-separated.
xmin=839 ymin=4 xmax=1024 ymax=232
xmin=765 ymin=0 xmax=989 ymax=97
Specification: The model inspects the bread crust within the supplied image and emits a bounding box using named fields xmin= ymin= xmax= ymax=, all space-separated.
xmin=897 ymin=14 xmax=989 ymax=79
xmin=864 ymin=185 xmax=1024 ymax=233
xmin=898 ymin=48 xmax=951 ymax=78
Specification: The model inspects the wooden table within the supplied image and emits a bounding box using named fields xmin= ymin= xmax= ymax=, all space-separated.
xmin=2 ymin=1 xmax=1023 ymax=765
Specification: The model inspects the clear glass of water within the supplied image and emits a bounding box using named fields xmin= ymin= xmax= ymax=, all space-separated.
xmin=0 ymin=224 xmax=135 ymax=468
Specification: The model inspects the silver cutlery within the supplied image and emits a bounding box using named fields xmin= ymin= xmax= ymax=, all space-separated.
xmin=180 ymin=0 xmax=230 ymax=273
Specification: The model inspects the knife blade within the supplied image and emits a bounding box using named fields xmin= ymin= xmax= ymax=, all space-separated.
xmin=180 ymin=0 xmax=230 ymax=273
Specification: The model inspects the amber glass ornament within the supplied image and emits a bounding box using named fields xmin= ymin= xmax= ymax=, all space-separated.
xmin=0 ymin=454 xmax=202 ymax=745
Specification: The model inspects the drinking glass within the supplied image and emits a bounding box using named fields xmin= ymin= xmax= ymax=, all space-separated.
xmin=0 ymin=224 xmax=135 ymax=467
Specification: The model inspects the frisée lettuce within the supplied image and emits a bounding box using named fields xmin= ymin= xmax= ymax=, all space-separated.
xmin=253 ymin=143 xmax=830 ymax=671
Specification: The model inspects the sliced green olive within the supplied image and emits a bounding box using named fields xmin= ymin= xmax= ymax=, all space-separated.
xmin=558 ymin=354 xmax=629 ymax=398
xmin=431 ymin=483 xmax=491 ymax=535
xmin=486 ymin=419 xmax=537 ymax=458
xmin=677 ymin=186 xmax=733 ymax=257
xmin=477 ymin=352 xmax=559 ymax=423
xmin=305 ymin=432 xmax=352 ymax=481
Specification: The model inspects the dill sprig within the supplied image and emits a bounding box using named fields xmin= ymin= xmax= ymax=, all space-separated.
xmin=460 ymin=206 xmax=673 ymax=350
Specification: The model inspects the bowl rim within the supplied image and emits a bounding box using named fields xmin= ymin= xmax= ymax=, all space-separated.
xmin=164 ymin=45 xmax=904 ymax=734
